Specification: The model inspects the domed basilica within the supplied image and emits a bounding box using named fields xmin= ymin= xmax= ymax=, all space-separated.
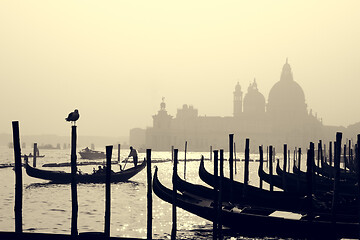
xmin=130 ymin=60 xmax=349 ymax=151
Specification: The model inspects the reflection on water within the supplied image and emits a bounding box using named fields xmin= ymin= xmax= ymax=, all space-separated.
xmin=0 ymin=146 xmax=291 ymax=239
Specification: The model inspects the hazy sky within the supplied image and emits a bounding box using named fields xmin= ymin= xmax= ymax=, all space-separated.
xmin=1 ymin=1 xmax=360 ymax=137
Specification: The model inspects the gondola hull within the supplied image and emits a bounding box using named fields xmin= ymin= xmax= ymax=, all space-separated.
xmin=153 ymin=166 xmax=359 ymax=239
xmin=25 ymin=160 xmax=146 ymax=183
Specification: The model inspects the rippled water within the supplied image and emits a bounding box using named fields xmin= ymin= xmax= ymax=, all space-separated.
xmin=0 ymin=146 xmax=288 ymax=239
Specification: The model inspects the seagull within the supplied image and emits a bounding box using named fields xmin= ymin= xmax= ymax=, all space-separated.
xmin=65 ymin=109 xmax=80 ymax=125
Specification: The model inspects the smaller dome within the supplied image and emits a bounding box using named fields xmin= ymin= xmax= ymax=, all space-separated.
xmin=243 ymin=79 xmax=265 ymax=114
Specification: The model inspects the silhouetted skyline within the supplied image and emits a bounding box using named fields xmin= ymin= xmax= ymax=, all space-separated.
xmin=1 ymin=1 xmax=359 ymax=137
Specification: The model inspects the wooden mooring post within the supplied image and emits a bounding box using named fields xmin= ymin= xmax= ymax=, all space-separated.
xmin=288 ymin=149 xmax=291 ymax=173
xmin=171 ymin=149 xmax=178 ymax=240
xmin=218 ymin=149 xmax=224 ymax=240
xmin=33 ymin=143 xmax=37 ymax=167
xmin=329 ymin=141 xmax=333 ymax=166
xmin=319 ymin=140 xmax=323 ymax=167
xmin=184 ymin=141 xmax=187 ymax=180
xmin=269 ymin=145 xmax=273 ymax=192
xmin=213 ymin=150 xmax=219 ymax=240
xmin=344 ymin=144 xmax=347 ymax=173
xmin=259 ymin=145 xmax=263 ymax=189
xmin=234 ymin=142 xmax=237 ymax=175
xmin=146 ymin=149 xmax=152 ymax=240
xmin=332 ymin=132 xmax=342 ymax=222
xmin=104 ymin=146 xmax=112 ymax=237
xmin=244 ymin=138 xmax=249 ymax=197
xmin=70 ymin=126 xmax=78 ymax=237
xmin=229 ymin=134 xmax=234 ymax=202
xmin=12 ymin=121 xmax=22 ymax=234
xmin=297 ymin=148 xmax=302 ymax=192
xmin=282 ymin=144 xmax=287 ymax=191
xmin=117 ymin=144 xmax=121 ymax=163
xmin=306 ymin=143 xmax=314 ymax=221
xmin=356 ymin=134 xmax=360 ymax=238
xmin=266 ymin=146 xmax=269 ymax=169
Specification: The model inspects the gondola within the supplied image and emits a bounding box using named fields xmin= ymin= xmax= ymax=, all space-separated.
xmin=313 ymin=160 xmax=358 ymax=181
xmin=181 ymin=163 xmax=360 ymax=221
xmin=197 ymin=158 xmax=359 ymax=216
xmin=275 ymin=161 xmax=357 ymax=196
xmin=198 ymin=158 xmax=304 ymax=200
xmin=153 ymin=166 xmax=359 ymax=239
xmin=25 ymin=159 xmax=146 ymax=183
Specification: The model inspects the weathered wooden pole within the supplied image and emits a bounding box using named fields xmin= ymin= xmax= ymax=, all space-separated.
xmin=269 ymin=145 xmax=273 ymax=192
xmin=244 ymin=138 xmax=250 ymax=197
xmin=104 ymin=145 xmax=112 ymax=237
xmin=293 ymin=147 xmax=297 ymax=168
xmin=218 ymin=149 xmax=224 ymax=240
xmin=319 ymin=140 xmax=323 ymax=166
xmin=344 ymin=144 xmax=347 ymax=173
xmin=117 ymin=144 xmax=121 ymax=163
xmin=332 ymin=132 xmax=342 ymax=222
xmin=296 ymin=148 xmax=302 ymax=192
xmin=213 ymin=150 xmax=219 ymax=240
xmin=298 ymin=148 xmax=302 ymax=170
xmin=12 ymin=121 xmax=22 ymax=234
xmin=356 ymin=134 xmax=360 ymax=238
xmin=229 ymin=134 xmax=234 ymax=202
xmin=317 ymin=141 xmax=321 ymax=175
xmin=288 ymin=149 xmax=291 ymax=173
xmin=210 ymin=146 xmax=213 ymax=161
xmin=282 ymin=144 xmax=287 ymax=191
xmin=306 ymin=143 xmax=314 ymax=221
xmin=146 ymin=149 xmax=152 ymax=240
xmin=33 ymin=143 xmax=37 ymax=167
xmin=70 ymin=125 xmax=78 ymax=237
xmin=171 ymin=149 xmax=178 ymax=240
xmin=349 ymin=140 xmax=352 ymax=171
xmin=259 ymin=145 xmax=263 ymax=189
xmin=184 ymin=141 xmax=187 ymax=180
xmin=329 ymin=141 xmax=333 ymax=166
xmin=266 ymin=146 xmax=269 ymax=168
xmin=234 ymin=142 xmax=237 ymax=175
xmin=171 ymin=146 xmax=174 ymax=162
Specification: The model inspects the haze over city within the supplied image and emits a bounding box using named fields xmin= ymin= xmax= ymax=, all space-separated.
xmin=1 ymin=1 xmax=360 ymax=138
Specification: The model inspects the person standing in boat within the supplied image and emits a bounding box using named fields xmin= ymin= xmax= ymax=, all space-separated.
xmin=128 ymin=146 xmax=138 ymax=167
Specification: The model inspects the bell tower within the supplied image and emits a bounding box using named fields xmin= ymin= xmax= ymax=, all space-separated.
xmin=153 ymin=97 xmax=172 ymax=129
xmin=233 ymin=82 xmax=243 ymax=117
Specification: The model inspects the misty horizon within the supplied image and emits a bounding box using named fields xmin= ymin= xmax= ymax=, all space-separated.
xmin=1 ymin=1 xmax=359 ymax=138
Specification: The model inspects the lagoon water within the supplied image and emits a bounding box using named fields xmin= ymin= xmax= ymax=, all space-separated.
xmin=0 ymin=146 xmax=287 ymax=239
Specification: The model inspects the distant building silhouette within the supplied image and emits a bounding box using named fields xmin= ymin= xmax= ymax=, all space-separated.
xmin=131 ymin=60 xmax=355 ymax=151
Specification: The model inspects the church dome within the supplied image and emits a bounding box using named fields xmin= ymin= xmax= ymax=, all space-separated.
xmin=267 ymin=59 xmax=307 ymax=115
xmin=243 ymin=79 xmax=265 ymax=114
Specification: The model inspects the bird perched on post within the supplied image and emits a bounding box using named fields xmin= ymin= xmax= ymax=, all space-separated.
xmin=65 ymin=109 xmax=80 ymax=125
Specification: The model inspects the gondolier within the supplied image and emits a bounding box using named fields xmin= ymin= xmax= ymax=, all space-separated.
xmin=128 ymin=146 xmax=138 ymax=167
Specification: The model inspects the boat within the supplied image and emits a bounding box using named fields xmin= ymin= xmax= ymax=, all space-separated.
xmin=25 ymin=159 xmax=146 ymax=183
xmin=21 ymin=154 xmax=45 ymax=158
xmin=198 ymin=158 xmax=359 ymax=216
xmin=293 ymin=163 xmax=357 ymax=183
xmin=78 ymin=147 xmax=106 ymax=160
xmin=313 ymin=160 xmax=357 ymax=181
xmin=274 ymin=161 xmax=357 ymax=196
xmin=153 ymin=166 xmax=359 ymax=239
